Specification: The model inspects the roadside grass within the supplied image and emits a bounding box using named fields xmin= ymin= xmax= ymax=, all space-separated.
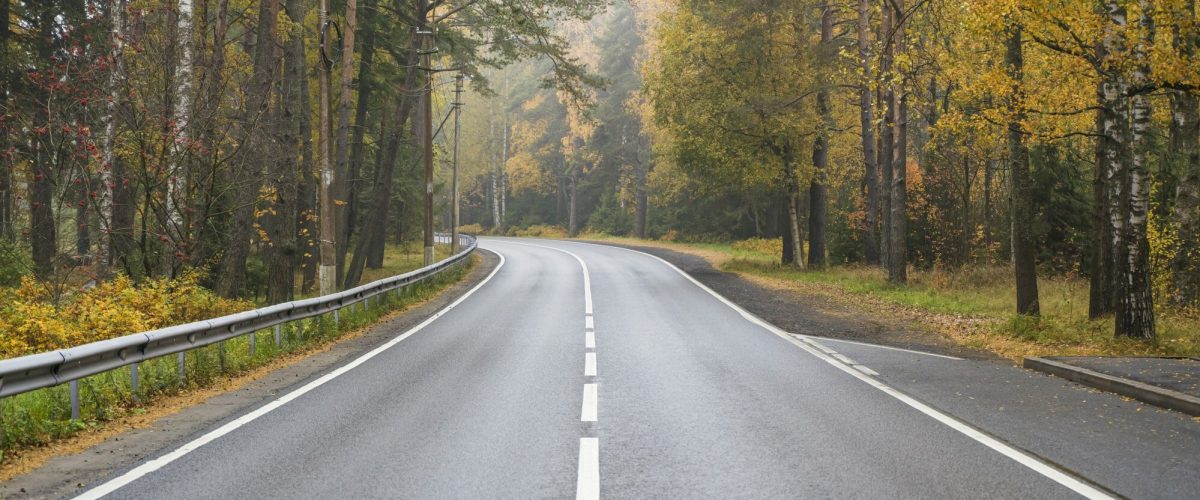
xmin=577 ymin=234 xmax=1200 ymax=361
xmin=0 ymin=249 xmax=471 ymax=465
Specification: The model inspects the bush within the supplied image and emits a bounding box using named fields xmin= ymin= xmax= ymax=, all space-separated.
xmin=458 ymin=223 xmax=485 ymax=235
xmin=586 ymin=198 xmax=633 ymax=236
xmin=511 ymin=224 xmax=568 ymax=238
xmin=732 ymin=238 xmax=782 ymax=257
xmin=0 ymin=271 xmax=251 ymax=359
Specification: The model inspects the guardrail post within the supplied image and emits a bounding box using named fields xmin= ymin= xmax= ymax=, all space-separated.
xmin=334 ymin=308 xmax=340 ymax=328
xmin=178 ymin=352 xmax=186 ymax=383
xmin=69 ymin=380 xmax=80 ymax=420
xmin=250 ymin=330 xmax=257 ymax=356
xmin=274 ymin=324 xmax=282 ymax=347
xmin=131 ymin=362 xmax=140 ymax=403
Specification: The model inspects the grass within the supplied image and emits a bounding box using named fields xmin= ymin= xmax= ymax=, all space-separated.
xmin=0 ymin=247 xmax=471 ymax=465
xmin=577 ymin=234 xmax=1200 ymax=361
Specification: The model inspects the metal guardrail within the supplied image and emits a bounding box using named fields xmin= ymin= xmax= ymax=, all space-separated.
xmin=0 ymin=234 xmax=477 ymax=417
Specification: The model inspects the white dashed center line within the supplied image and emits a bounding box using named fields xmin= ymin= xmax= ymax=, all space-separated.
xmin=585 ymin=352 xmax=597 ymax=377
xmin=581 ymin=383 xmax=598 ymax=422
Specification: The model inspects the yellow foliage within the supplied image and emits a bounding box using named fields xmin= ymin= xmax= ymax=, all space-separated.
xmin=0 ymin=271 xmax=251 ymax=359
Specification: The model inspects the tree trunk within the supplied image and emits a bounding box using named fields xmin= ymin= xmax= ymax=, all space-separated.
xmin=333 ymin=0 xmax=358 ymax=286
xmin=215 ymin=0 xmax=279 ymax=297
xmin=30 ymin=8 xmax=56 ymax=280
xmin=296 ymin=15 xmax=318 ymax=295
xmin=568 ymin=171 xmax=579 ymax=236
xmin=1006 ymin=24 xmax=1040 ymax=315
xmin=808 ymin=0 xmax=833 ymax=269
xmin=1089 ymin=70 xmax=1114 ymax=318
xmin=878 ymin=0 xmax=894 ymax=272
xmin=346 ymin=34 xmax=420 ymax=284
xmin=163 ymin=0 xmax=196 ymax=276
xmin=858 ymin=0 xmax=879 ymax=265
xmin=783 ymin=145 xmax=806 ymax=269
xmin=1116 ymin=0 xmax=1155 ymax=339
xmin=264 ymin=0 xmax=308 ymax=304
xmin=888 ymin=0 xmax=907 ymax=284
xmin=0 ymin=0 xmax=9 ymax=241
xmin=347 ymin=0 xmax=375 ymax=257
xmin=634 ymin=154 xmax=649 ymax=239
xmin=366 ymin=110 xmax=393 ymax=269
xmin=781 ymin=199 xmax=794 ymax=265
xmin=1169 ymin=1 xmax=1199 ymax=308
xmin=97 ymin=0 xmax=127 ymax=267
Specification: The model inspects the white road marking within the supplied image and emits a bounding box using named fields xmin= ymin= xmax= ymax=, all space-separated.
xmin=74 ymin=251 xmax=508 ymax=500
xmin=832 ymin=353 xmax=858 ymax=365
xmin=585 ymin=316 xmax=594 ymax=329
xmin=502 ymin=240 xmax=593 ymax=315
xmin=581 ymin=383 xmax=598 ymax=422
xmin=576 ymin=438 xmax=600 ymax=500
xmin=585 ymin=352 xmax=597 ymax=377
xmin=586 ymin=331 xmax=595 ymax=349
xmin=805 ymin=335 xmax=964 ymax=361
xmin=855 ymin=365 xmax=880 ymax=376
xmin=574 ymin=241 xmax=1114 ymax=500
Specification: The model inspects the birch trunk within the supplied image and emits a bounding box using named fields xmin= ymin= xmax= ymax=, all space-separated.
xmin=1116 ymin=0 xmax=1155 ymax=339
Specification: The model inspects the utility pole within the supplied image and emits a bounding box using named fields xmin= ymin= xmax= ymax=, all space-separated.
xmin=452 ymin=73 xmax=463 ymax=254
xmin=418 ymin=2 xmax=435 ymax=265
xmin=317 ymin=0 xmax=337 ymax=294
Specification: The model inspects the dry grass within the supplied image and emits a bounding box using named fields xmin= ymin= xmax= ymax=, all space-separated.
xmin=578 ymin=235 xmax=1200 ymax=361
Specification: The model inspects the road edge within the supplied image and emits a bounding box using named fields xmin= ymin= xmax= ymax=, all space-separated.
xmin=1024 ymin=356 xmax=1200 ymax=417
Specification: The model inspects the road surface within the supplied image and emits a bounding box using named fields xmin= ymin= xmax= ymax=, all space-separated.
xmin=64 ymin=238 xmax=1199 ymax=499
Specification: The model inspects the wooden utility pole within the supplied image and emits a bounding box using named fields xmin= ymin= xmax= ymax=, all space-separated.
xmin=317 ymin=0 xmax=337 ymax=294
xmin=419 ymin=4 xmax=435 ymax=265
xmin=452 ymin=73 xmax=463 ymax=253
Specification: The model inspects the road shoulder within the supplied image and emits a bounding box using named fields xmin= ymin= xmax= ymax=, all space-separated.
xmin=590 ymin=240 xmax=993 ymax=360
xmin=0 ymin=251 xmax=500 ymax=499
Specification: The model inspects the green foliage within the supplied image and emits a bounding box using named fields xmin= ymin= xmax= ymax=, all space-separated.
xmin=586 ymin=195 xmax=633 ymax=236
xmin=0 ymin=240 xmax=31 ymax=287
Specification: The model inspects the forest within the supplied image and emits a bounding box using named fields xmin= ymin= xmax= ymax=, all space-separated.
xmin=451 ymin=0 xmax=1200 ymax=344
xmin=0 ymin=0 xmax=1197 ymax=348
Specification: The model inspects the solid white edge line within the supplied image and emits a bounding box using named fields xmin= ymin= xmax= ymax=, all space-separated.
xmin=585 ymin=352 xmax=597 ymax=377
xmin=806 ymin=335 xmax=965 ymax=361
xmin=576 ymin=437 xmax=600 ymax=500
xmin=74 ymin=251 xmax=508 ymax=500
xmin=585 ymin=316 xmax=595 ymax=329
xmin=585 ymin=331 xmax=596 ymax=349
xmin=581 ymin=383 xmax=598 ymax=422
xmin=565 ymin=240 xmax=1114 ymax=500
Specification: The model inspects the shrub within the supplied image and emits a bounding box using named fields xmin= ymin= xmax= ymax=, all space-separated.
xmin=0 ymin=271 xmax=251 ymax=359
xmin=511 ymin=224 xmax=568 ymax=238
xmin=586 ymin=199 xmax=633 ymax=236
xmin=731 ymin=238 xmax=782 ymax=257
xmin=458 ymin=223 xmax=485 ymax=235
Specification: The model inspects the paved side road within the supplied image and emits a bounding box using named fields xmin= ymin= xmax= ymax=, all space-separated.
xmin=10 ymin=237 xmax=1199 ymax=498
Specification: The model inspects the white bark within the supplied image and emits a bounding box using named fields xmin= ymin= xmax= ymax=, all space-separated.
xmin=99 ymin=0 xmax=127 ymax=267
xmin=165 ymin=0 xmax=194 ymax=272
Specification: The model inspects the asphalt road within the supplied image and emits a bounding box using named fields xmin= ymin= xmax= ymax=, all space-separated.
xmin=67 ymin=238 xmax=1199 ymax=499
